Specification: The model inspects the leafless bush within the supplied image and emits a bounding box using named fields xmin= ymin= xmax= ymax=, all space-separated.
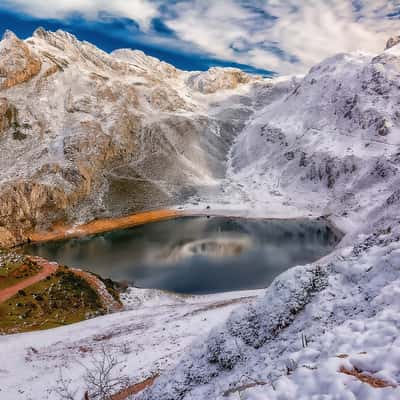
xmin=55 ymin=346 xmax=130 ymax=400
xmin=84 ymin=347 xmax=129 ymax=399
xmin=55 ymin=370 xmax=79 ymax=400
xmin=119 ymin=341 xmax=131 ymax=355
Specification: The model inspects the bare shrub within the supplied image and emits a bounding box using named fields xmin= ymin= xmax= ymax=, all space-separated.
xmin=55 ymin=346 xmax=130 ymax=400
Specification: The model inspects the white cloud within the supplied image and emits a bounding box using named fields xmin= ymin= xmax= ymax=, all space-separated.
xmin=164 ymin=0 xmax=399 ymax=74
xmin=260 ymin=0 xmax=399 ymax=73
xmin=1 ymin=0 xmax=399 ymax=74
xmin=2 ymin=0 xmax=158 ymax=29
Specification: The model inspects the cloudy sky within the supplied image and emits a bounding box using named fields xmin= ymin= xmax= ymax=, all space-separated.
xmin=0 ymin=1 xmax=399 ymax=75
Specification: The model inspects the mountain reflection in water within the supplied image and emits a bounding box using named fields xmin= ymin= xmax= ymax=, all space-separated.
xmin=24 ymin=216 xmax=341 ymax=294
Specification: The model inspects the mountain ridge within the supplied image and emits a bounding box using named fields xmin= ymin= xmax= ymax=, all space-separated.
xmin=0 ymin=28 xmax=264 ymax=247
xmin=1 ymin=27 xmax=400 ymax=400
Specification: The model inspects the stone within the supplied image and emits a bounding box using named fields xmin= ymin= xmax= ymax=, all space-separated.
xmin=0 ymin=28 xmax=259 ymax=247
xmin=0 ymin=31 xmax=41 ymax=90
xmin=386 ymin=36 xmax=400 ymax=50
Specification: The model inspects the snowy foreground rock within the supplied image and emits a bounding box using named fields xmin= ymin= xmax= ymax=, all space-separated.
xmin=1 ymin=30 xmax=400 ymax=399
xmin=137 ymin=40 xmax=400 ymax=399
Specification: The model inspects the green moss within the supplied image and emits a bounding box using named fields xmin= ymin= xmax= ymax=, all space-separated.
xmin=0 ymin=266 xmax=106 ymax=334
xmin=0 ymin=259 xmax=41 ymax=290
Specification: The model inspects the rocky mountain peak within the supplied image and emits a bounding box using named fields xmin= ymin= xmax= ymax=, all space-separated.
xmin=111 ymin=48 xmax=179 ymax=77
xmin=0 ymin=30 xmax=41 ymax=91
xmin=32 ymin=27 xmax=47 ymax=39
xmin=1 ymin=29 xmax=18 ymax=42
xmin=386 ymin=35 xmax=400 ymax=50
xmin=33 ymin=27 xmax=78 ymax=44
xmin=186 ymin=67 xmax=257 ymax=94
xmin=31 ymin=28 xmax=86 ymax=55
xmin=0 ymin=27 xmax=261 ymax=247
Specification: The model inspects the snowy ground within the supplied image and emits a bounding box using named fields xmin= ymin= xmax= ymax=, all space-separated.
xmin=135 ymin=43 xmax=400 ymax=399
xmin=0 ymin=287 xmax=260 ymax=399
xmin=1 ymin=37 xmax=400 ymax=400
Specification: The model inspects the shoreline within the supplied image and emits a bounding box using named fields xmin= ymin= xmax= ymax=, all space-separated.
xmin=28 ymin=209 xmax=184 ymax=244
xmin=26 ymin=207 xmax=345 ymax=245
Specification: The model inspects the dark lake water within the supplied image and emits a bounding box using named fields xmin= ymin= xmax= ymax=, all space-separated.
xmin=23 ymin=217 xmax=341 ymax=294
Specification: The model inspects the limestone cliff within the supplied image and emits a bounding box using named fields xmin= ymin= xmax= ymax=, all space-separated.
xmin=0 ymin=28 xmax=264 ymax=247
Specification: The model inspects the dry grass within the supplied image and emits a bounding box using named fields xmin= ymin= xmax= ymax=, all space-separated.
xmin=0 ymin=260 xmax=41 ymax=290
xmin=339 ymin=366 xmax=396 ymax=388
xmin=71 ymin=268 xmax=122 ymax=312
xmin=0 ymin=266 xmax=105 ymax=334
xmin=110 ymin=375 xmax=159 ymax=400
xmin=0 ymin=254 xmax=123 ymax=333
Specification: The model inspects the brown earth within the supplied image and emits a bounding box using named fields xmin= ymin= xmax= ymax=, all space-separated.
xmin=29 ymin=209 xmax=183 ymax=243
xmin=339 ymin=366 xmax=397 ymax=388
xmin=0 ymin=256 xmax=57 ymax=304
xmin=71 ymin=268 xmax=122 ymax=312
xmin=110 ymin=375 xmax=159 ymax=400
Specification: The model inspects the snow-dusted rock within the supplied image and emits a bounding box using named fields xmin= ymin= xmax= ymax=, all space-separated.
xmin=0 ymin=29 xmax=262 ymax=247
xmin=386 ymin=35 xmax=400 ymax=50
xmin=0 ymin=30 xmax=41 ymax=90
xmin=111 ymin=48 xmax=179 ymax=78
xmin=1 ymin=28 xmax=400 ymax=400
xmin=135 ymin=40 xmax=400 ymax=400
xmin=186 ymin=67 xmax=257 ymax=94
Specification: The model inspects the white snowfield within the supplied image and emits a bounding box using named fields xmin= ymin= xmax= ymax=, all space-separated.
xmin=136 ymin=40 xmax=400 ymax=399
xmin=1 ymin=34 xmax=400 ymax=400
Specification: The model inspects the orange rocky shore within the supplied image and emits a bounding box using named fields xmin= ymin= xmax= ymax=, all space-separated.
xmin=29 ymin=209 xmax=184 ymax=243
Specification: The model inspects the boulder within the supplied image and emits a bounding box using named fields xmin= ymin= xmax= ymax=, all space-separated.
xmin=386 ymin=35 xmax=400 ymax=50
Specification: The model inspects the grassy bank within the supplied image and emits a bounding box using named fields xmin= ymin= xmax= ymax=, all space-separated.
xmin=0 ymin=253 xmax=121 ymax=334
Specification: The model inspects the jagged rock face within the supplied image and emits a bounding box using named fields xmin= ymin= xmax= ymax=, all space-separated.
xmin=227 ymin=42 xmax=400 ymax=230
xmin=0 ymin=30 xmax=41 ymax=91
xmin=0 ymin=29 xmax=262 ymax=247
xmin=386 ymin=35 xmax=400 ymax=50
xmin=187 ymin=67 xmax=255 ymax=94
xmin=0 ymin=182 xmax=72 ymax=247
xmin=0 ymin=98 xmax=15 ymax=134
xmin=111 ymin=49 xmax=179 ymax=79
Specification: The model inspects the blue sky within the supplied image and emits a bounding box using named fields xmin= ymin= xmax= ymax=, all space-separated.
xmin=0 ymin=1 xmax=398 ymax=75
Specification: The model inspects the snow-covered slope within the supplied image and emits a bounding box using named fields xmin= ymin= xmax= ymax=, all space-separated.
xmin=1 ymin=30 xmax=400 ymax=400
xmin=135 ymin=41 xmax=400 ymax=399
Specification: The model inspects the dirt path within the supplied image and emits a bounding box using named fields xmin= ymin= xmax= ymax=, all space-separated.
xmin=339 ymin=366 xmax=397 ymax=388
xmin=0 ymin=256 xmax=58 ymax=304
xmin=0 ymin=256 xmax=121 ymax=313
xmin=110 ymin=375 xmax=159 ymax=400
xmin=183 ymin=296 xmax=257 ymax=317
xmin=29 ymin=209 xmax=183 ymax=243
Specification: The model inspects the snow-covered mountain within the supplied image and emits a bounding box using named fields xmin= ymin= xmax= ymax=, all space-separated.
xmin=1 ymin=29 xmax=400 ymax=400
xmin=0 ymin=28 xmax=265 ymax=247
xmin=136 ymin=37 xmax=400 ymax=400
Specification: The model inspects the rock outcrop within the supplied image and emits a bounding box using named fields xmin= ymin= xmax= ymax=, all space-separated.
xmin=138 ymin=37 xmax=400 ymax=400
xmin=186 ymin=67 xmax=255 ymax=94
xmin=0 ymin=98 xmax=15 ymax=134
xmin=0 ymin=29 xmax=262 ymax=247
xmin=0 ymin=30 xmax=41 ymax=91
xmin=386 ymin=35 xmax=400 ymax=50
